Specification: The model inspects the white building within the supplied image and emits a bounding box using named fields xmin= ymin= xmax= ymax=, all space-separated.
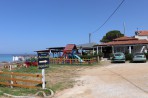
xmin=135 ymin=31 xmax=148 ymax=40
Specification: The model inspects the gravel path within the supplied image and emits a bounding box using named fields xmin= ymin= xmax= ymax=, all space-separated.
xmin=54 ymin=62 xmax=148 ymax=98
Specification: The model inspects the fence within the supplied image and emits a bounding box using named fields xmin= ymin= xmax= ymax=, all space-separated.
xmin=0 ymin=71 xmax=42 ymax=89
xmin=50 ymin=58 xmax=97 ymax=65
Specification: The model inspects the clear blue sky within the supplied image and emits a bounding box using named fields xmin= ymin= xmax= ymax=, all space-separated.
xmin=0 ymin=0 xmax=148 ymax=54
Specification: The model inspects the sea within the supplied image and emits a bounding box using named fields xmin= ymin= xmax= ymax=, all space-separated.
xmin=0 ymin=54 xmax=36 ymax=63
xmin=0 ymin=54 xmax=14 ymax=62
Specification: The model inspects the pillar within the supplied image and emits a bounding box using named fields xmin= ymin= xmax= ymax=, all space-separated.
xmin=81 ymin=48 xmax=83 ymax=56
xmin=129 ymin=46 xmax=131 ymax=54
xmin=101 ymin=46 xmax=102 ymax=53
xmin=97 ymin=46 xmax=99 ymax=55
xmin=112 ymin=46 xmax=114 ymax=54
xmin=93 ymin=48 xmax=94 ymax=55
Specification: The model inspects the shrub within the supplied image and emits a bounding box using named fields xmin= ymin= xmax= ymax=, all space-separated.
xmin=80 ymin=55 xmax=95 ymax=59
xmin=125 ymin=53 xmax=132 ymax=61
xmin=25 ymin=57 xmax=38 ymax=67
xmin=144 ymin=53 xmax=148 ymax=60
xmin=109 ymin=53 xmax=114 ymax=57
xmin=98 ymin=52 xmax=104 ymax=58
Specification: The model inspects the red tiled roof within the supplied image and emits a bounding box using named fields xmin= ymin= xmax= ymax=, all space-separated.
xmin=138 ymin=31 xmax=148 ymax=36
xmin=64 ymin=44 xmax=77 ymax=51
xmin=99 ymin=39 xmax=148 ymax=46
xmin=113 ymin=36 xmax=138 ymax=41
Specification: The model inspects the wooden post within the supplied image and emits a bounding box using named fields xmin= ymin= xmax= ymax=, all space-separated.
xmin=42 ymin=69 xmax=45 ymax=89
xmin=70 ymin=59 xmax=71 ymax=64
xmin=9 ymin=65 xmax=13 ymax=88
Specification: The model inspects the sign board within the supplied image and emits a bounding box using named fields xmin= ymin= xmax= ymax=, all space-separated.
xmin=37 ymin=52 xmax=49 ymax=69
xmin=38 ymin=52 xmax=49 ymax=57
xmin=38 ymin=58 xmax=49 ymax=65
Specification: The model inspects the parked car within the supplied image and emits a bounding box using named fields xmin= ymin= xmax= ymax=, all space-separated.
xmin=132 ymin=53 xmax=147 ymax=63
xmin=111 ymin=52 xmax=125 ymax=63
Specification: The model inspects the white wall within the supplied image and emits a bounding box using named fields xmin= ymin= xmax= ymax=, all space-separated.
xmin=135 ymin=35 xmax=148 ymax=40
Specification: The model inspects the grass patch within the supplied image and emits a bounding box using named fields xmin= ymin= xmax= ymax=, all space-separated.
xmin=0 ymin=64 xmax=99 ymax=97
xmin=0 ymin=87 xmax=39 ymax=96
xmin=0 ymin=65 xmax=88 ymax=96
xmin=0 ymin=91 xmax=3 ymax=96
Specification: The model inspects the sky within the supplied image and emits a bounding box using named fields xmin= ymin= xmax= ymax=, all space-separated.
xmin=0 ymin=0 xmax=148 ymax=54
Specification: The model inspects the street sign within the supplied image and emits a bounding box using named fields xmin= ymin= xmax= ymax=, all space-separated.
xmin=37 ymin=52 xmax=49 ymax=69
xmin=36 ymin=51 xmax=49 ymax=89
xmin=39 ymin=60 xmax=48 ymax=63
xmin=38 ymin=58 xmax=49 ymax=65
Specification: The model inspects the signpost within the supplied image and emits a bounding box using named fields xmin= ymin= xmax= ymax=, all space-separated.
xmin=37 ymin=52 xmax=49 ymax=89
xmin=38 ymin=52 xmax=49 ymax=69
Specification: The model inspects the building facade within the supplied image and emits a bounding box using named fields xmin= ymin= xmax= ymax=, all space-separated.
xmin=135 ymin=31 xmax=148 ymax=40
xmin=95 ymin=36 xmax=148 ymax=58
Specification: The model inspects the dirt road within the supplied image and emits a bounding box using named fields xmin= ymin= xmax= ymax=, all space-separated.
xmin=54 ymin=62 xmax=148 ymax=98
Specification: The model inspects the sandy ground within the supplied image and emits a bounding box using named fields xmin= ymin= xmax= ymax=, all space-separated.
xmin=54 ymin=62 xmax=148 ymax=98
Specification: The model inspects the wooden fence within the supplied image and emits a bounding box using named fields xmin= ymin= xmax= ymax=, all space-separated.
xmin=50 ymin=58 xmax=97 ymax=65
xmin=0 ymin=71 xmax=42 ymax=89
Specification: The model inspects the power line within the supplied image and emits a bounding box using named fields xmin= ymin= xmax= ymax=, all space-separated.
xmin=92 ymin=0 xmax=125 ymax=34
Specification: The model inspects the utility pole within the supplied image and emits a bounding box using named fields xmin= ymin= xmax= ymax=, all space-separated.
xmin=89 ymin=33 xmax=91 ymax=43
xmin=123 ymin=22 xmax=125 ymax=35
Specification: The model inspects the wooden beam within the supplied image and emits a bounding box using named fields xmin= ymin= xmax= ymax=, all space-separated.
xmin=0 ymin=82 xmax=40 ymax=89
xmin=0 ymin=71 xmax=42 ymax=78
xmin=0 ymin=76 xmax=42 ymax=84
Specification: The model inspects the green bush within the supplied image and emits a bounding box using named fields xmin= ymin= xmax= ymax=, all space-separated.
xmin=80 ymin=55 xmax=96 ymax=59
xmin=80 ymin=52 xmax=104 ymax=60
xmin=144 ymin=53 xmax=148 ymax=60
xmin=125 ymin=53 xmax=132 ymax=61
xmin=98 ymin=52 xmax=104 ymax=58
xmin=109 ymin=53 xmax=114 ymax=57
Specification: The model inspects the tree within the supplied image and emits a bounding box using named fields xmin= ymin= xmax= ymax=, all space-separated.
xmin=100 ymin=30 xmax=124 ymax=43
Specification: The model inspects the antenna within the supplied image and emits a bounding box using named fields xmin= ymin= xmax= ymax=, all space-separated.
xmin=137 ymin=28 xmax=139 ymax=32
xmin=135 ymin=28 xmax=139 ymax=35
xmin=89 ymin=33 xmax=91 ymax=43
xmin=123 ymin=22 xmax=125 ymax=35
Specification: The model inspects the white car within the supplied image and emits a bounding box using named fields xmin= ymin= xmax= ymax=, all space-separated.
xmin=132 ymin=53 xmax=147 ymax=63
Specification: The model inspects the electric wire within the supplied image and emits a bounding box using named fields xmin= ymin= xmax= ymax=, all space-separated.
xmin=92 ymin=0 xmax=125 ymax=34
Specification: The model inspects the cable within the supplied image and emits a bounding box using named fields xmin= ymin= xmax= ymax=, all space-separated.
xmin=92 ymin=0 xmax=125 ymax=34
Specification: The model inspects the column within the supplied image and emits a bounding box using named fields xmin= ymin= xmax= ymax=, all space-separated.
xmin=101 ymin=46 xmax=102 ymax=53
xmin=93 ymin=48 xmax=94 ymax=55
xmin=81 ymin=48 xmax=83 ymax=56
xmin=112 ymin=46 xmax=114 ymax=54
xmin=97 ymin=46 xmax=98 ymax=55
xmin=129 ymin=46 xmax=131 ymax=54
